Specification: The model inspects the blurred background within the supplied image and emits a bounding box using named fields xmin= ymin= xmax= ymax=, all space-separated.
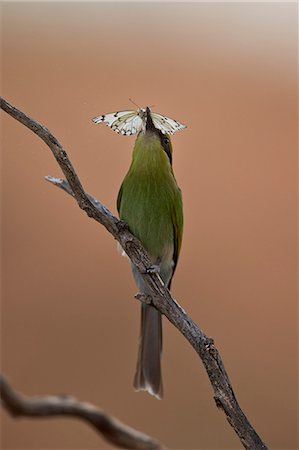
xmin=1 ymin=2 xmax=297 ymax=449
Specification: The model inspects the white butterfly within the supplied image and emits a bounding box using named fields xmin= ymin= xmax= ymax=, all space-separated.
xmin=92 ymin=107 xmax=186 ymax=136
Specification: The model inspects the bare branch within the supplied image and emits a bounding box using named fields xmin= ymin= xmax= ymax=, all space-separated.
xmin=1 ymin=96 xmax=268 ymax=449
xmin=0 ymin=375 xmax=163 ymax=450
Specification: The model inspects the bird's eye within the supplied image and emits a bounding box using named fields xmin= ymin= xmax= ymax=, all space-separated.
xmin=163 ymin=137 xmax=170 ymax=145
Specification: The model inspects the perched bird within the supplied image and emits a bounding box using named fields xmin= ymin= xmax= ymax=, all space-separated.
xmin=116 ymin=107 xmax=184 ymax=399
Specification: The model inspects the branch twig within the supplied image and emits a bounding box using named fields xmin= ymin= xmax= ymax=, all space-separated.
xmin=1 ymin=96 xmax=268 ymax=450
xmin=0 ymin=375 xmax=162 ymax=450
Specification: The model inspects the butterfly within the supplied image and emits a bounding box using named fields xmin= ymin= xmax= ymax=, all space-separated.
xmin=92 ymin=107 xmax=187 ymax=136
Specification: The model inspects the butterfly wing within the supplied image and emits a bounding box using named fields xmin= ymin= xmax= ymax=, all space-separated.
xmin=151 ymin=112 xmax=187 ymax=135
xmin=92 ymin=110 xmax=143 ymax=135
xmin=92 ymin=110 xmax=134 ymax=125
xmin=92 ymin=108 xmax=186 ymax=136
xmin=117 ymin=114 xmax=144 ymax=135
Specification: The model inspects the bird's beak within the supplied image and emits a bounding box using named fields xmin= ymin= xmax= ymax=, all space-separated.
xmin=145 ymin=107 xmax=156 ymax=133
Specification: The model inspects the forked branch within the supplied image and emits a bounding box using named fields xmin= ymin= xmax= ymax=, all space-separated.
xmin=0 ymin=97 xmax=267 ymax=449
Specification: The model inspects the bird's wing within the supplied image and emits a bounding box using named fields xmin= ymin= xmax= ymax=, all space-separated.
xmin=116 ymin=184 xmax=123 ymax=214
xmin=169 ymin=188 xmax=184 ymax=288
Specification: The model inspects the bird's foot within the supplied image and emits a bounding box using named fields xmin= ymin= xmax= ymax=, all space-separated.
xmin=143 ymin=264 xmax=160 ymax=274
xmin=134 ymin=293 xmax=152 ymax=305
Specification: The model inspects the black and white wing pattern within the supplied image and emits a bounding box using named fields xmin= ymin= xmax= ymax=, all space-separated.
xmin=151 ymin=112 xmax=187 ymax=135
xmin=92 ymin=110 xmax=144 ymax=135
xmin=92 ymin=107 xmax=186 ymax=136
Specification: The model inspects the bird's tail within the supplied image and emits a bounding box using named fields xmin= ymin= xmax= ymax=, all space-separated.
xmin=133 ymin=303 xmax=163 ymax=399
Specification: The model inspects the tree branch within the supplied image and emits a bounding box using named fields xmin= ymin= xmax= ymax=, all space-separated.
xmin=1 ymin=96 xmax=268 ymax=449
xmin=0 ymin=375 xmax=162 ymax=450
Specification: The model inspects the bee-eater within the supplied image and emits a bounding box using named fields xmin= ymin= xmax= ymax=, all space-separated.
xmin=117 ymin=107 xmax=183 ymax=399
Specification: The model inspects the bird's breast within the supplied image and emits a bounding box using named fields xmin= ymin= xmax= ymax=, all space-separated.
xmin=119 ymin=170 xmax=178 ymax=265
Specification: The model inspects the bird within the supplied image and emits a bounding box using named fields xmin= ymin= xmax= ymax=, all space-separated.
xmin=116 ymin=107 xmax=184 ymax=399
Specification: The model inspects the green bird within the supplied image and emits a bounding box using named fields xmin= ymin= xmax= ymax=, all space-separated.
xmin=117 ymin=107 xmax=184 ymax=399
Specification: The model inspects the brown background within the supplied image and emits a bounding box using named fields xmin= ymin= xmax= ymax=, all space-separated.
xmin=1 ymin=2 xmax=297 ymax=449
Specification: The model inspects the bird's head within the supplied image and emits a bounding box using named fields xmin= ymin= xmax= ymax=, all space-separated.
xmin=135 ymin=107 xmax=173 ymax=166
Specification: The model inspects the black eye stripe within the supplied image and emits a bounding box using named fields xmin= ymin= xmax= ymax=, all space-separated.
xmin=159 ymin=133 xmax=172 ymax=165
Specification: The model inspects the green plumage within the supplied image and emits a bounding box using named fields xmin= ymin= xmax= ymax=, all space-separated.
xmin=117 ymin=132 xmax=183 ymax=279
xmin=117 ymin=111 xmax=183 ymax=399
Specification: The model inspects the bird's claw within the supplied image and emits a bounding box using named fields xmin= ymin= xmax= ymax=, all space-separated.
xmin=143 ymin=264 xmax=160 ymax=274
xmin=135 ymin=293 xmax=152 ymax=305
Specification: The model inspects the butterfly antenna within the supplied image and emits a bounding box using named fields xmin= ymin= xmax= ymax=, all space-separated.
xmin=128 ymin=98 xmax=140 ymax=108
